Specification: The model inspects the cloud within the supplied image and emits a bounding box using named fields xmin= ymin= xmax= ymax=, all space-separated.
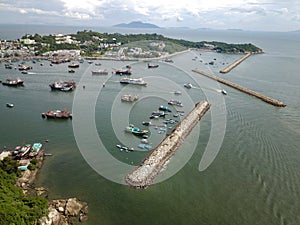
xmin=0 ymin=3 xmax=60 ymax=16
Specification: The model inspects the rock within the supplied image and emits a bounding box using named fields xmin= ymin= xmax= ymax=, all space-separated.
xmin=35 ymin=187 xmax=48 ymax=197
xmin=40 ymin=208 xmax=68 ymax=225
xmin=65 ymin=198 xmax=83 ymax=217
xmin=79 ymin=214 xmax=88 ymax=222
xmin=58 ymin=207 xmax=65 ymax=213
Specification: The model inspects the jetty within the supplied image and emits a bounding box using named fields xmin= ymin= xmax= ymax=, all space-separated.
xmin=220 ymin=52 xmax=252 ymax=73
xmin=192 ymin=69 xmax=286 ymax=107
xmin=125 ymin=101 xmax=210 ymax=188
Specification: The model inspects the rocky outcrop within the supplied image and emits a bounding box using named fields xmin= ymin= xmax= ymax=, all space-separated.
xmin=40 ymin=198 xmax=88 ymax=225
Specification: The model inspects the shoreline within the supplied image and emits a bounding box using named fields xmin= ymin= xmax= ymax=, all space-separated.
xmin=1 ymin=146 xmax=89 ymax=225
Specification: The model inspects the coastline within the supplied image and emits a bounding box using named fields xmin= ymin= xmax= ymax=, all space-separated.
xmin=1 ymin=147 xmax=89 ymax=225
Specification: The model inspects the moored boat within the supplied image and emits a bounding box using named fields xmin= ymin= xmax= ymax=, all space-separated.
xmin=168 ymin=99 xmax=183 ymax=107
xmin=147 ymin=63 xmax=159 ymax=69
xmin=2 ymin=78 xmax=24 ymax=86
xmin=91 ymin=69 xmax=108 ymax=75
xmin=68 ymin=63 xmax=79 ymax=68
xmin=120 ymin=77 xmax=147 ymax=86
xmin=121 ymin=94 xmax=138 ymax=102
xmin=115 ymin=69 xmax=131 ymax=75
xmin=42 ymin=109 xmax=72 ymax=119
xmin=49 ymin=80 xmax=76 ymax=91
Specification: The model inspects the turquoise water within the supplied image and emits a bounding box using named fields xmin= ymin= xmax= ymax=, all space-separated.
xmin=1 ymin=27 xmax=300 ymax=225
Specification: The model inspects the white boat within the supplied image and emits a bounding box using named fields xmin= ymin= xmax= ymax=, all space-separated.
xmin=184 ymin=83 xmax=192 ymax=89
xmin=121 ymin=94 xmax=138 ymax=102
xmin=221 ymin=89 xmax=227 ymax=95
xmin=120 ymin=77 xmax=147 ymax=86
xmin=6 ymin=103 xmax=14 ymax=108
xmin=91 ymin=69 xmax=108 ymax=75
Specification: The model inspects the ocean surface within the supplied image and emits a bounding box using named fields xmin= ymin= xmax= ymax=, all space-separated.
xmin=1 ymin=25 xmax=300 ymax=225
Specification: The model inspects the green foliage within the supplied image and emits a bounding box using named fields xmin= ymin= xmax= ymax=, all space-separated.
xmin=0 ymin=157 xmax=19 ymax=175
xmin=0 ymin=160 xmax=48 ymax=225
xmin=27 ymin=163 xmax=36 ymax=171
xmin=30 ymin=158 xmax=38 ymax=165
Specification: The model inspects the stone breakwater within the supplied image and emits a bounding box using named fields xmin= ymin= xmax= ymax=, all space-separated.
xmin=125 ymin=101 xmax=211 ymax=188
xmin=219 ymin=52 xmax=252 ymax=73
xmin=192 ymin=69 xmax=286 ymax=107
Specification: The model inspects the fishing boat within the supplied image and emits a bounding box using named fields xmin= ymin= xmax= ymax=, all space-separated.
xmin=49 ymin=80 xmax=76 ymax=91
xmin=2 ymin=78 xmax=24 ymax=86
xmin=68 ymin=63 xmax=79 ymax=68
xmin=168 ymin=100 xmax=183 ymax=107
xmin=164 ymin=59 xmax=173 ymax=63
xmin=121 ymin=94 xmax=138 ymax=102
xmin=159 ymin=105 xmax=172 ymax=112
xmin=125 ymin=124 xmax=149 ymax=136
xmin=68 ymin=69 xmax=75 ymax=73
xmin=18 ymin=65 xmax=32 ymax=71
xmin=147 ymin=63 xmax=159 ymax=69
xmin=120 ymin=77 xmax=147 ymax=86
xmin=41 ymin=109 xmax=72 ymax=119
xmin=91 ymin=69 xmax=108 ymax=75
xmin=115 ymin=69 xmax=131 ymax=75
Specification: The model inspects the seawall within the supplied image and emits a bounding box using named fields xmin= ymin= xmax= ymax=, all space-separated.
xmin=125 ymin=101 xmax=210 ymax=188
xmin=219 ymin=52 xmax=251 ymax=73
xmin=192 ymin=69 xmax=286 ymax=107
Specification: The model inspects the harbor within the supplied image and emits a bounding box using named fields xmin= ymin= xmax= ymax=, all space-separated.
xmin=125 ymin=101 xmax=210 ymax=188
xmin=192 ymin=69 xmax=286 ymax=107
xmin=219 ymin=52 xmax=252 ymax=73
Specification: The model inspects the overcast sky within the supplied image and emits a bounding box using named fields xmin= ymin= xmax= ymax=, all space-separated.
xmin=0 ymin=0 xmax=299 ymax=31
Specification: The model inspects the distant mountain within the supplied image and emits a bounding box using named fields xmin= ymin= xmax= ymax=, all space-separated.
xmin=291 ymin=29 xmax=300 ymax=32
xmin=227 ymin=28 xmax=244 ymax=32
xmin=114 ymin=21 xmax=160 ymax=29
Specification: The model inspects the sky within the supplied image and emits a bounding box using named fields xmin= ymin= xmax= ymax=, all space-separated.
xmin=0 ymin=0 xmax=299 ymax=31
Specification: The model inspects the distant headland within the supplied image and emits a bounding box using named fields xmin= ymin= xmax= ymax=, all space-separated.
xmin=113 ymin=21 xmax=160 ymax=29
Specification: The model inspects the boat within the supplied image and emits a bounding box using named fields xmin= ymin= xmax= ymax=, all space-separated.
xmin=5 ymin=64 xmax=13 ymax=69
xmin=159 ymin=105 xmax=172 ymax=112
xmin=147 ymin=63 xmax=159 ymax=69
xmin=6 ymin=103 xmax=14 ymax=108
xmin=137 ymin=144 xmax=152 ymax=150
xmin=95 ymin=62 xmax=102 ymax=66
xmin=91 ymin=69 xmax=108 ymax=75
xmin=142 ymin=121 xmax=151 ymax=126
xmin=49 ymin=80 xmax=76 ymax=91
xmin=21 ymin=71 xmax=28 ymax=74
xmin=2 ymin=78 xmax=24 ymax=86
xmin=29 ymin=143 xmax=42 ymax=157
xmin=120 ymin=77 xmax=147 ymax=86
xmin=44 ymin=153 xmax=53 ymax=156
xmin=18 ymin=65 xmax=32 ymax=71
xmin=164 ymin=58 xmax=173 ymax=63
xmin=168 ymin=100 xmax=183 ymax=107
xmin=174 ymin=90 xmax=182 ymax=95
xmin=17 ymin=144 xmax=31 ymax=158
xmin=78 ymin=58 xmax=84 ymax=63
xmin=68 ymin=63 xmax=79 ymax=68
xmin=184 ymin=83 xmax=192 ymax=89
xmin=68 ymin=69 xmax=75 ymax=73
xmin=115 ymin=69 xmax=131 ymax=75
xmin=41 ymin=109 xmax=72 ymax=119
xmin=221 ymin=89 xmax=227 ymax=95
xmin=125 ymin=125 xmax=149 ymax=136
xmin=87 ymin=61 xmax=93 ymax=64
xmin=121 ymin=94 xmax=138 ymax=102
